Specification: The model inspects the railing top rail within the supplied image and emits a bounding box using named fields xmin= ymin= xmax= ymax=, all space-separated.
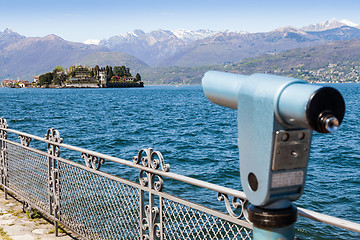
xmin=1 ymin=126 xmax=360 ymax=234
xmin=297 ymin=207 xmax=360 ymax=233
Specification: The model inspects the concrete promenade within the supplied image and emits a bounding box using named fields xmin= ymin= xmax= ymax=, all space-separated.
xmin=0 ymin=190 xmax=76 ymax=240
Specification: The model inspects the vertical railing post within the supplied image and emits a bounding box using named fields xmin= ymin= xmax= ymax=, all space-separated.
xmin=159 ymin=196 xmax=164 ymax=240
xmin=134 ymin=148 xmax=170 ymax=240
xmin=147 ymin=170 xmax=157 ymax=240
xmin=45 ymin=128 xmax=63 ymax=237
xmin=0 ymin=118 xmax=8 ymax=199
xmin=139 ymin=189 xmax=145 ymax=240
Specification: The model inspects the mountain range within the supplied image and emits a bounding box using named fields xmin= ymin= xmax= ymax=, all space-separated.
xmin=0 ymin=29 xmax=148 ymax=80
xmin=139 ymin=37 xmax=360 ymax=85
xmin=98 ymin=18 xmax=360 ymax=67
xmin=1 ymin=18 xmax=360 ymax=82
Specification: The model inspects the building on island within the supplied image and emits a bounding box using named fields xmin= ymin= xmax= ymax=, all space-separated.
xmin=99 ymin=71 xmax=107 ymax=88
xmin=33 ymin=76 xmax=39 ymax=84
xmin=62 ymin=65 xmax=143 ymax=88
xmin=1 ymin=80 xmax=30 ymax=88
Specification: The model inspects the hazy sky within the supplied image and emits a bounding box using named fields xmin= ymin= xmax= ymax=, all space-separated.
xmin=1 ymin=0 xmax=359 ymax=43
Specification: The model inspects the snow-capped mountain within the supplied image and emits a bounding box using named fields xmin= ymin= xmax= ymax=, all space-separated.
xmin=98 ymin=20 xmax=360 ymax=66
xmin=301 ymin=18 xmax=359 ymax=31
xmin=98 ymin=29 xmax=224 ymax=65
xmin=89 ymin=29 xmax=246 ymax=46
xmin=99 ymin=29 xmax=220 ymax=45
xmin=98 ymin=29 xmax=253 ymax=65
xmin=172 ymin=29 xmax=220 ymax=43
xmin=339 ymin=19 xmax=358 ymax=27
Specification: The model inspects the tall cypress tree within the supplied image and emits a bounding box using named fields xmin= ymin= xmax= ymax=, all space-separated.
xmin=108 ymin=66 xmax=113 ymax=78
xmin=136 ymin=73 xmax=141 ymax=82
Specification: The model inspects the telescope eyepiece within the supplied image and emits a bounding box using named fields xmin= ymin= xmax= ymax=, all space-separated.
xmin=307 ymin=87 xmax=345 ymax=133
xmin=325 ymin=116 xmax=339 ymax=133
xmin=319 ymin=114 xmax=339 ymax=133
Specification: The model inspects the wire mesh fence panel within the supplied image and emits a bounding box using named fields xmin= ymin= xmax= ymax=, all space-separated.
xmin=1 ymin=136 xmax=254 ymax=240
xmin=162 ymin=198 xmax=252 ymax=240
xmin=59 ymin=161 xmax=141 ymax=240
xmin=1 ymin=124 xmax=359 ymax=239
xmin=7 ymin=142 xmax=49 ymax=213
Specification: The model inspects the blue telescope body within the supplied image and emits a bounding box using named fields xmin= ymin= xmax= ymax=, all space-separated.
xmin=202 ymin=71 xmax=345 ymax=207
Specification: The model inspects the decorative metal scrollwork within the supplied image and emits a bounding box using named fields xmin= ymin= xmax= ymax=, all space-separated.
xmin=142 ymin=205 xmax=160 ymax=240
xmin=18 ymin=134 xmax=31 ymax=147
xmin=139 ymin=170 xmax=149 ymax=187
xmin=49 ymin=167 xmax=60 ymax=216
xmin=0 ymin=118 xmax=8 ymax=188
xmin=81 ymin=153 xmax=105 ymax=170
xmin=0 ymin=149 xmax=7 ymax=183
xmin=0 ymin=118 xmax=8 ymax=139
xmin=135 ymin=148 xmax=167 ymax=239
xmin=154 ymin=223 xmax=162 ymax=238
xmin=133 ymin=148 xmax=170 ymax=172
xmin=0 ymin=118 xmax=7 ymax=128
xmin=217 ymin=192 xmax=249 ymax=221
xmin=45 ymin=128 xmax=62 ymax=226
xmin=45 ymin=128 xmax=63 ymax=157
xmin=138 ymin=170 xmax=164 ymax=191
xmin=133 ymin=148 xmax=170 ymax=192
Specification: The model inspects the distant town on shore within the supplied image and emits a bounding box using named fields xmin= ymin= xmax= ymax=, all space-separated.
xmin=1 ymin=65 xmax=144 ymax=88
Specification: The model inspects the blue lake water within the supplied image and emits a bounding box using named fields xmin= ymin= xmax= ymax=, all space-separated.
xmin=0 ymin=84 xmax=359 ymax=239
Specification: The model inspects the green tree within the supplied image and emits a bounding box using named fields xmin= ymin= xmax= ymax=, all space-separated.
xmin=108 ymin=66 xmax=113 ymax=78
xmin=113 ymin=65 xmax=132 ymax=77
xmin=53 ymin=66 xmax=64 ymax=73
xmin=125 ymin=67 xmax=131 ymax=77
xmin=69 ymin=65 xmax=77 ymax=73
xmin=135 ymin=73 xmax=141 ymax=82
xmin=52 ymin=72 xmax=66 ymax=86
xmin=94 ymin=65 xmax=100 ymax=78
xmin=51 ymin=66 xmax=65 ymax=86
xmin=113 ymin=66 xmax=124 ymax=77
xmin=39 ymin=72 xmax=53 ymax=86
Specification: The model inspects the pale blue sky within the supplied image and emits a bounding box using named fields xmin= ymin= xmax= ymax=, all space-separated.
xmin=0 ymin=0 xmax=359 ymax=42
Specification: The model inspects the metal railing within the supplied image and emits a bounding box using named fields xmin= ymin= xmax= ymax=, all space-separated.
xmin=0 ymin=117 xmax=359 ymax=239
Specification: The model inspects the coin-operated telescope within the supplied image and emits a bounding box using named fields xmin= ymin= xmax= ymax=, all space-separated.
xmin=202 ymin=71 xmax=345 ymax=239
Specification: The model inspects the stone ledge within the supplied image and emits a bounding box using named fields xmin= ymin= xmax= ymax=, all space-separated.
xmin=0 ymin=189 xmax=76 ymax=240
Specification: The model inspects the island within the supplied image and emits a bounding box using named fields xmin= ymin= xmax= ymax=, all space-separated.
xmin=34 ymin=65 xmax=144 ymax=88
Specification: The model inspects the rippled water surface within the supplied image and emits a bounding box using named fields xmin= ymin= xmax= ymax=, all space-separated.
xmin=0 ymin=84 xmax=359 ymax=239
